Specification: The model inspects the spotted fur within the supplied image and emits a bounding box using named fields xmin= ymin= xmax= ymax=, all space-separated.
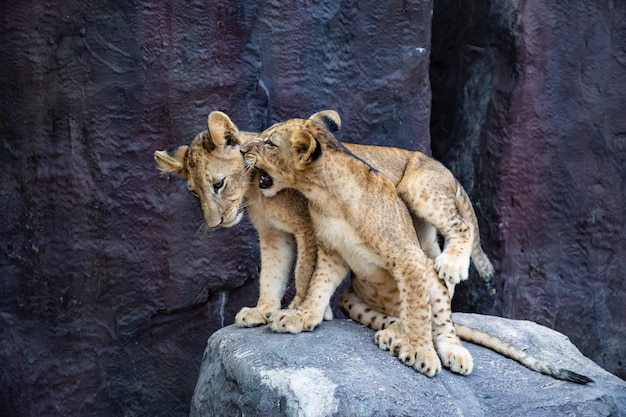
xmin=240 ymin=116 xmax=592 ymax=384
xmin=338 ymin=288 xmax=592 ymax=384
xmin=241 ymin=117 xmax=475 ymax=377
xmin=155 ymin=111 xmax=590 ymax=383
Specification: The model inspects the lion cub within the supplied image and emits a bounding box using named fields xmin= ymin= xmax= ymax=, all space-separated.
xmin=155 ymin=112 xmax=324 ymax=326
xmin=241 ymin=116 xmax=471 ymax=376
xmin=240 ymin=116 xmax=593 ymax=383
xmin=156 ymin=112 xmax=591 ymax=383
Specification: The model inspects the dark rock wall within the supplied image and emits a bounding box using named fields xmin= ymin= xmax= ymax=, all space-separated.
xmin=1 ymin=1 xmax=624 ymax=416
xmin=500 ymin=1 xmax=626 ymax=378
xmin=431 ymin=0 xmax=626 ymax=379
xmin=0 ymin=1 xmax=432 ymax=416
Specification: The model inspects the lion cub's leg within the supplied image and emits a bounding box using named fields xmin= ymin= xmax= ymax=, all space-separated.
xmin=338 ymin=286 xmax=398 ymax=331
xmin=379 ymin=248 xmax=442 ymax=377
xmin=287 ymin=231 xmax=333 ymax=321
xmin=412 ymin=217 xmax=463 ymax=297
xmin=287 ymin=230 xmax=318 ymax=309
xmin=398 ymin=168 xmax=473 ymax=285
xmin=268 ymin=247 xmax=349 ymax=333
xmin=428 ymin=276 xmax=473 ymax=375
xmin=235 ymin=229 xmax=295 ymax=327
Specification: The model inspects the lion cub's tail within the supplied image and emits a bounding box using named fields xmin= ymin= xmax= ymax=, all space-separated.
xmin=454 ymin=183 xmax=494 ymax=281
xmin=454 ymin=323 xmax=593 ymax=384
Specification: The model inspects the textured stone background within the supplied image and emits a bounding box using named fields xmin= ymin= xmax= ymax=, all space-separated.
xmin=0 ymin=1 xmax=624 ymax=416
xmin=430 ymin=0 xmax=626 ymax=381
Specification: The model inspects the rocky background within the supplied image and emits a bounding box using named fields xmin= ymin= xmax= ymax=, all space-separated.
xmin=0 ymin=1 xmax=624 ymax=416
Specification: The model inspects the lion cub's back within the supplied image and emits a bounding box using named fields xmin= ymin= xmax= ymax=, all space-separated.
xmin=344 ymin=142 xmax=427 ymax=185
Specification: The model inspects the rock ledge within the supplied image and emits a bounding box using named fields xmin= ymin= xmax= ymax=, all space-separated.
xmin=191 ymin=314 xmax=626 ymax=417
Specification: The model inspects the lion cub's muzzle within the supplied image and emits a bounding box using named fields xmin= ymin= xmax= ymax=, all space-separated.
xmin=257 ymin=169 xmax=273 ymax=189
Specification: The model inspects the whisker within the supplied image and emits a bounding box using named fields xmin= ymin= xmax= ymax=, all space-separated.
xmin=243 ymin=159 xmax=258 ymax=173
xmin=239 ymin=192 xmax=265 ymax=209
xmin=193 ymin=219 xmax=207 ymax=241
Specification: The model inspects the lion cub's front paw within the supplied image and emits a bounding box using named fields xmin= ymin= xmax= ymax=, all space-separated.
xmin=287 ymin=301 xmax=334 ymax=322
xmin=399 ymin=343 xmax=442 ymax=377
xmin=436 ymin=341 xmax=473 ymax=375
xmin=235 ymin=306 xmax=271 ymax=327
xmin=267 ymin=309 xmax=321 ymax=333
xmin=434 ymin=252 xmax=470 ymax=284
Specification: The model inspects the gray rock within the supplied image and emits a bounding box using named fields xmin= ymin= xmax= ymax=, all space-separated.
xmin=190 ymin=314 xmax=626 ymax=417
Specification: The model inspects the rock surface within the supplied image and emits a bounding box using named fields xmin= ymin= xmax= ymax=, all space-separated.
xmin=191 ymin=315 xmax=626 ymax=417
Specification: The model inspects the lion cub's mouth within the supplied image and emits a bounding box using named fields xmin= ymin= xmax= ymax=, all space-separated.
xmin=258 ymin=169 xmax=273 ymax=189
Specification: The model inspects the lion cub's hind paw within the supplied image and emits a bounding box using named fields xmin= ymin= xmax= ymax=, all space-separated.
xmin=437 ymin=342 xmax=473 ymax=375
xmin=267 ymin=309 xmax=321 ymax=334
xmin=374 ymin=322 xmax=402 ymax=354
xmin=399 ymin=344 xmax=442 ymax=377
xmin=434 ymin=252 xmax=470 ymax=284
xmin=235 ymin=307 xmax=271 ymax=327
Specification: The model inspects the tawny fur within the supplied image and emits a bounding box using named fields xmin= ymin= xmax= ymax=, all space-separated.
xmin=155 ymin=111 xmax=590 ymax=383
xmin=154 ymin=111 xmax=493 ymax=328
xmin=338 ymin=288 xmax=592 ymax=384
xmin=241 ymin=117 xmax=474 ymax=377
xmin=155 ymin=113 xmax=325 ymax=326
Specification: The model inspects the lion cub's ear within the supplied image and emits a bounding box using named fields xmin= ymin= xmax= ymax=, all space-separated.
xmin=154 ymin=146 xmax=189 ymax=178
xmin=308 ymin=110 xmax=341 ymax=133
xmin=208 ymin=111 xmax=243 ymax=147
xmin=292 ymin=131 xmax=321 ymax=169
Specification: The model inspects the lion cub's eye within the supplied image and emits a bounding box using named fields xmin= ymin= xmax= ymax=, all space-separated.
xmin=213 ymin=178 xmax=225 ymax=194
xmin=188 ymin=187 xmax=199 ymax=198
xmin=263 ymin=139 xmax=276 ymax=147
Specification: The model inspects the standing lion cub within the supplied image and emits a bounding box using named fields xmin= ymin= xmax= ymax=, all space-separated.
xmin=240 ymin=115 xmax=592 ymax=383
xmin=240 ymin=115 xmax=479 ymax=376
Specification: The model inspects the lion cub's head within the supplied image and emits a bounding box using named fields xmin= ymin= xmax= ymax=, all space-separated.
xmin=241 ymin=110 xmax=342 ymax=197
xmin=154 ymin=111 xmax=252 ymax=228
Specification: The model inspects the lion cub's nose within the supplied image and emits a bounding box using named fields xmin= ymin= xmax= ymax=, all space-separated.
xmin=240 ymin=141 xmax=251 ymax=155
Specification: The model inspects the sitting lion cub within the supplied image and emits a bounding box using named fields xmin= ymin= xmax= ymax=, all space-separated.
xmin=240 ymin=116 xmax=592 ymax=383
